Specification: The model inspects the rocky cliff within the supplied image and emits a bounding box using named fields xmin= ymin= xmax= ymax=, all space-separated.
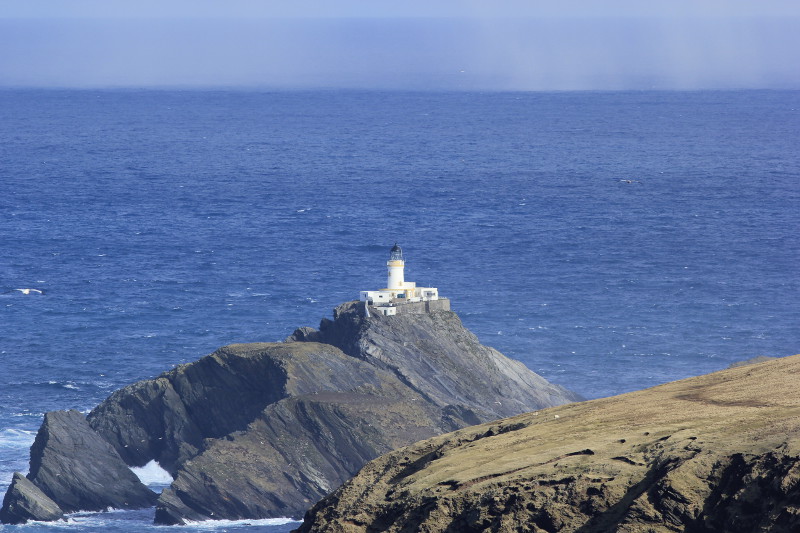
xmin=296 ymin=354 xmax=800 ymax=533
xmin=1 ymin=302 xmax=578 ymax=524
xmin=0 ymin=410 xmax=157 ymax=524
xmin=293 ymin=302 xmax=579 ymax=419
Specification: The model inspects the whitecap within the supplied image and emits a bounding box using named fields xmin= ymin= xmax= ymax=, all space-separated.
xmin=130 ymin=460 xmax=173 ymax=487
xmin=0 ymin=428 xmax=37 ymax=449
xmin=181 ymin=517 xmax=301 ymax=528
xmin=54 ymin=507 xmax=155 ymax=527
xmin=11 ymin=412 xmax=45 ymax=418
xmin=43 ymin=380 xmax=81 ymax=391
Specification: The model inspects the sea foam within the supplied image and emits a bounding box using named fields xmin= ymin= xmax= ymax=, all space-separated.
xmin=0 ymin=428 xmax=36 ymax=449
xmin=130 ymin=460 xmax=173 ymax=488
xmin=181 ymin=517 xmax=301 ymax=528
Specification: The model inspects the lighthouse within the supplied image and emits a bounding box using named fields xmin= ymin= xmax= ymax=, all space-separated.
xmin=359 ymin=244 xmax=446 ymax=316
xmin=387 ymin=243 xmax=405 ymax=290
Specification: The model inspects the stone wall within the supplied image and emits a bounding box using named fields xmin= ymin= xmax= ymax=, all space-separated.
xmin=382 ymin=298 xmax=450 ymax=315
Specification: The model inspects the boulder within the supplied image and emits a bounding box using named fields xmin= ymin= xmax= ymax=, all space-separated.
xmin=0 ymin=472 xmax=63 ymax=524
xmin=284 ymin=326 xmax=321 ymax=342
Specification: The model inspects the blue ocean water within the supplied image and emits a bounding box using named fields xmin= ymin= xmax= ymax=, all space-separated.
xmin=0 ymin=89 xmax=798 ymax=531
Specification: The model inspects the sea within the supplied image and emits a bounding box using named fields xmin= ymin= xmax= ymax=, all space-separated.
xmin=0 ymin=89 xmax=798 ymax=532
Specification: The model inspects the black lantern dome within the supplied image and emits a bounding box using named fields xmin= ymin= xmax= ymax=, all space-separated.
xmin=389 ymin=243 xmax=403 ymax=261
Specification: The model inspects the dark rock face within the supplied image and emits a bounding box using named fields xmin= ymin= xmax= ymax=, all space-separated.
xmin=0 ymin=410 xmax=157 ymax=523
xmin=26 ymin=410 xmax=157 ymax=514
xmin=3 ymin=303 xmax=580 ymax=525
xmin=284 ymin=326 xmax=321 ymax=343
xmin=151 ymin=343 xmax=460 ymax=523
xmin=151 ymin=334 xmax=515 ymax=524
xmin=308 ymin=301 xmax=583 ymax=418
xmin=87 ymin=344 xmax=294 ymax=473
xmin=0 ymin=472 xmax=63 ymax=524
xmin=155 ymin=390 xmax=448 ymax=524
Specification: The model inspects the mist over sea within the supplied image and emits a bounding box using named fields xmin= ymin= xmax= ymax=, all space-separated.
xmin=1 ymin=89 xmax=798 ymax=532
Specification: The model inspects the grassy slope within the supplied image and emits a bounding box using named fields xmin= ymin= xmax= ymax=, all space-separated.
xmin=298 ymin=354 xmax=800 ymax=532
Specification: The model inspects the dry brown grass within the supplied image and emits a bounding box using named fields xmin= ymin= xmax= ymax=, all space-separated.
xmin=298 ymin=354 xmax=800 ymax=533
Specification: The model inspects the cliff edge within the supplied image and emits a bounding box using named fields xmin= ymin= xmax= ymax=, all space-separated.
xmin=293 ymin=301 xmax=580 ymax=419
xmin=1 ymin=302 xmax=578 ymax=524
xmin=296 ymin=354 xmax=800 ymax=533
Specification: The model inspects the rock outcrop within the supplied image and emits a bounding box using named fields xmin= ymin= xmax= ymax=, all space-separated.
xmin=148 ymin=342 xmax=468 ymax=524
xmin=0 ymin=473 xmax=63 ymax=524
xmin=0 ymin=410 xmax=157 ymax=523
xmin=300 ymin=301 xmax=580 ymax=419
xmin=2 ymin=302 xmax=578 ymax=524
xmin=296 ymin=354 xmax=800 ymax=533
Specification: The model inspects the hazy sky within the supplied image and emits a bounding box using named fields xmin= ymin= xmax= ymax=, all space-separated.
xmin=1 ymin=0 xmax=798 ymax=90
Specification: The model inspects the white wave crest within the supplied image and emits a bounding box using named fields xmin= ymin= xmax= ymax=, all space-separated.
xmin=49 ymin=507 xmax=155 ymax=527
xmin=10 ymin=411 xmax=44 ymax=418
xmin=0 ymin=428 xmax=36 ymax=449
xmin=49 ymin=509 xmax=299 ymax=530
xmin=44 ymin=380 xmax=81 ymax=390
xmin=181 ymin=517 xmax=300 ymax=528
xmin=130 ymin=460 xmax=173 ymax=486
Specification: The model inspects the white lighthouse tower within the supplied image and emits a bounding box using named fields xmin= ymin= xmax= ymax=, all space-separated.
xmin=387 ymin=243 xmax=405 ymax=290
xmin=359 ymin=244 xmax=444 ymax=315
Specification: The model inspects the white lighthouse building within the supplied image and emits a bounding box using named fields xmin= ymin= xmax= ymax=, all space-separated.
xmin=359 ymin=244 xmax=445 ymax=316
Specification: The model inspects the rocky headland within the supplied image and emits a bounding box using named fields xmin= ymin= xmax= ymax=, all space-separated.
xmin=296 ymin=353 xmax=800 ymax=533
xmin=1 ymin=301 xmax=579 ymax=524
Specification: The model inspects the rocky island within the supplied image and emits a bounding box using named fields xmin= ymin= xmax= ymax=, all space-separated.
xmin=296 ymin=353 xmax=800 ymax=532
xmin=0 ymin=299 xmax=579 ymax=525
